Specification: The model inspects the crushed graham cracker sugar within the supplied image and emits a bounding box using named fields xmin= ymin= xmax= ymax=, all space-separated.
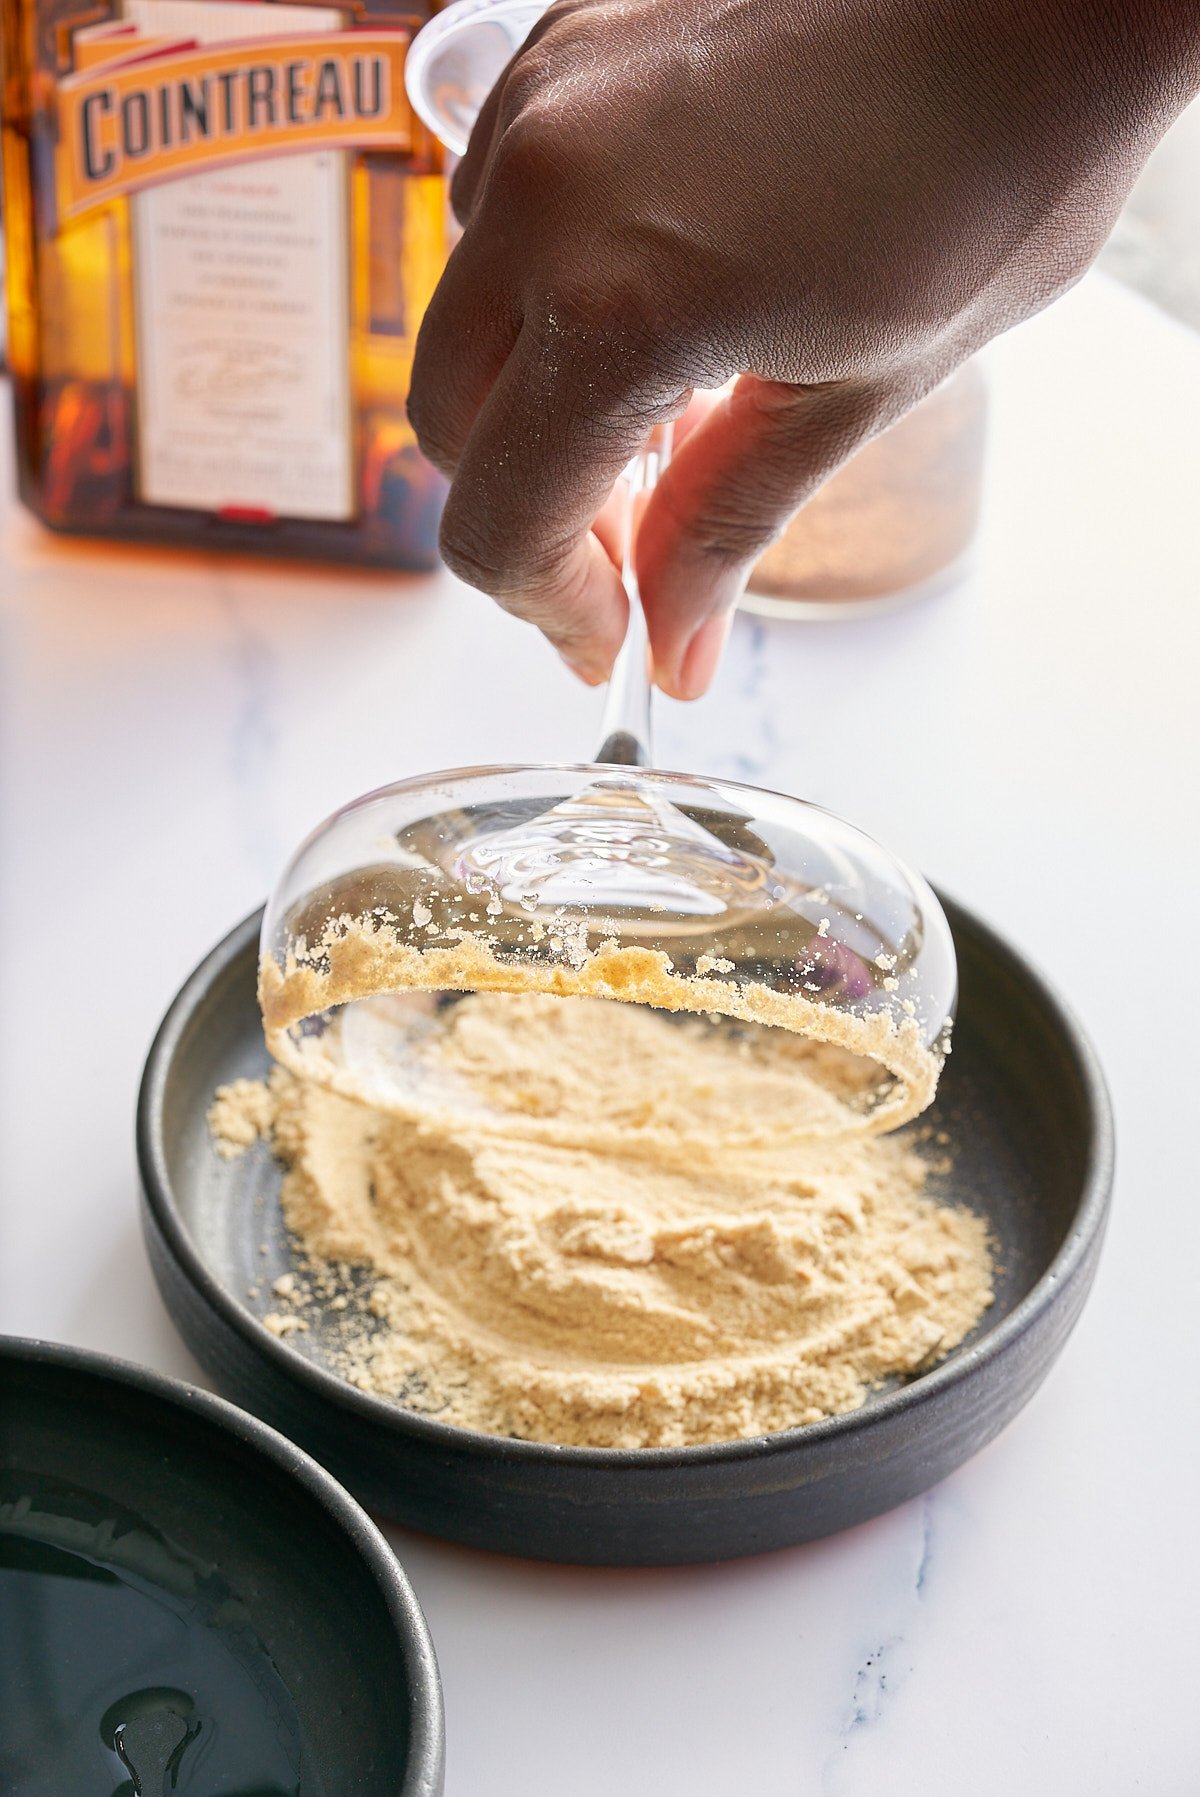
xmin=207 ymin=1077 xmax=275 ymax=1160
xmin=210 ymin=991 xmax=992 ymax=1449
xmin=412 ymin=991 xmax=880 ymax=1142
xmin=259 ymin=911 xmax=943 ymax=1137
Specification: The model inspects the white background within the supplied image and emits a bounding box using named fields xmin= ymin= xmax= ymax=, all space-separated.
xmin=2 ymin=271 xmax=1198 ymax=1793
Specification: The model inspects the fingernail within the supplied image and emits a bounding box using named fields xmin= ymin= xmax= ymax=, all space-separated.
xmin=677 ymin=610 xmax=734 ymax=700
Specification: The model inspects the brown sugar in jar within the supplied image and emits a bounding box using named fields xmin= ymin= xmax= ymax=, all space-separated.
xmin=743 ymin=362 xmax=987 ymax=618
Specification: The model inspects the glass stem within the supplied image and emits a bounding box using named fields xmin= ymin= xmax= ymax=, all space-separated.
xmin=595 ymin=422 xmax=673 ymax=767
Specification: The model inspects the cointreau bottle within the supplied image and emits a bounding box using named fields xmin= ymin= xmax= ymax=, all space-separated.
xmin=0 ymin=0 xmax=448 ymax=565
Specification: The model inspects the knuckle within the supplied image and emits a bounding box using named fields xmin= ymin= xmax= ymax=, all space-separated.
xmin=529 ymin=281 xmax=693 ymax=418
xmin=404 ymin=390 xmax=458 ymax=474
xmin=403 ymin=378 xmax=430 ymax=437
xmin=448 ymin=159 xmax=478 ymax=224
xmin=495 ymin=54 xmax=553 ymax=131
xmin=439 ymin=500 xmax=585 ymax=624
xmin=689 ymin=510 xmax=779 ymax=568
xmin=740 ymin=374 xmax=894 ymax=462
xmin=437 ymin=510 xmax=506 ymax=595
xmin=488 ymin=102 xmax=569 ymax=204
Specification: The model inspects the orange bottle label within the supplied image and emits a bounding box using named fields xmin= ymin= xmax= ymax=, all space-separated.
xmin=56 ymin=20 xmax=412 ymax=218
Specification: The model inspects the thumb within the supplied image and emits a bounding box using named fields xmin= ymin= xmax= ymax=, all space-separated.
xmin=637 ymin=374 xmax=906 ymax=698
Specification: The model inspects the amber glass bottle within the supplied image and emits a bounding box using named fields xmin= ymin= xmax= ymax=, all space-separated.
xmin=0 ymin=0 xmax=448 ymax=565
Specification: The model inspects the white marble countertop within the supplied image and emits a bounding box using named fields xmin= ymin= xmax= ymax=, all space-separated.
xmin=2 ymin=269 xmax=1198 ymax=1794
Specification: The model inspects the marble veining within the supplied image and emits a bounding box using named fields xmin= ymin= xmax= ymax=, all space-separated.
xmin=820 ymin=1494 xmax=939 ymax=1794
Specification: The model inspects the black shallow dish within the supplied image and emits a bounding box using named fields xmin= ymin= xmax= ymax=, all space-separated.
xmin=0 ymin=1339 xmax=444 ymax=1794
xmin=138 ymin=900 xmax=1113 ymax=1566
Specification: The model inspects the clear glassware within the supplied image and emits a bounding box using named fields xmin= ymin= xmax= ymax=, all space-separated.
xmin=404 ymin=0 xmax=555 ymax=157
xmin=257 ymin=0 xmax=959 ymax=1147
xmin=260 ymin=758 xmax=956 ymax=1143
xmin=744 ymin=364 xmax=987 ymax=618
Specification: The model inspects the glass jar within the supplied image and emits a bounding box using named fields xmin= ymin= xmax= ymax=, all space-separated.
xmin=743 ymin=361 xmax=987 ymax=618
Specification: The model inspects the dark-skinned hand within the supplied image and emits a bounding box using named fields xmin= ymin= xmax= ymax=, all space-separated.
xmin=407 ymin=0 xmax=1199 ymax=695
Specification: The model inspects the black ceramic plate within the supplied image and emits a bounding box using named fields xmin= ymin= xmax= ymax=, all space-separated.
xmin=138 ymin=900 xmax=1112 ymax=1566
xmin=0 ymin=1338 xmax=444 ymax=1795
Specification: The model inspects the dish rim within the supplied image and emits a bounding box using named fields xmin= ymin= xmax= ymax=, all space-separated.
xmin=0 ymin=1332 xmax=446 ymax=1797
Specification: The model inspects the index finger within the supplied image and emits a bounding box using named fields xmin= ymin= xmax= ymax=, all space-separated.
xmin=432 ymin=310 xmax=690 ymax=680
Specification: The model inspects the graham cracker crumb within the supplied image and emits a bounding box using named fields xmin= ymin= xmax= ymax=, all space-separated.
xmin=212 ymin=989 xmax=992 ymax=1449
